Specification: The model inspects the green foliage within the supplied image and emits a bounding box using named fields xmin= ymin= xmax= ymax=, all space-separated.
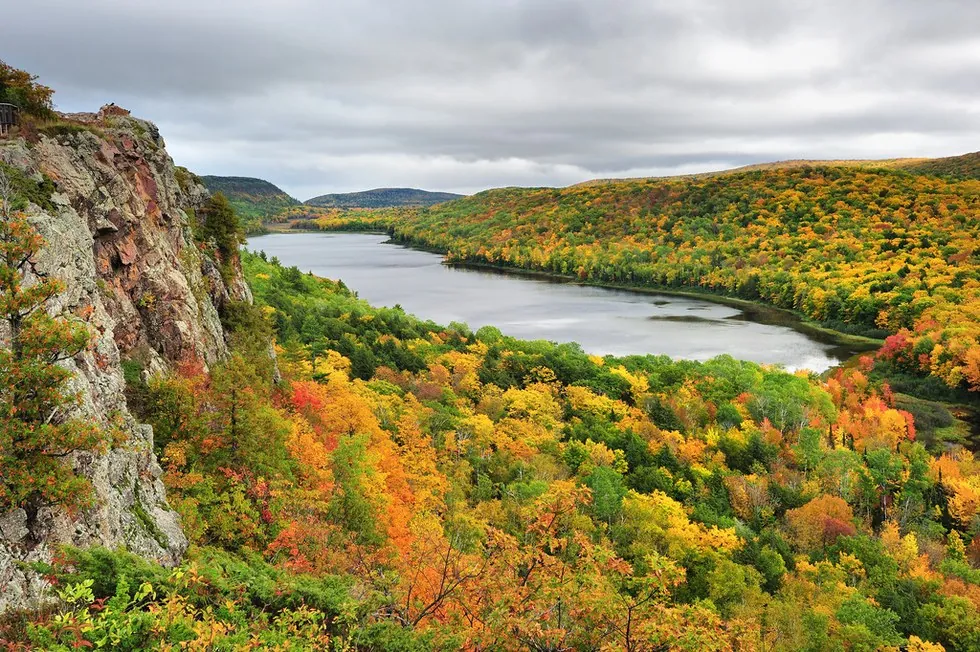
xmin=198 ymin=192 xmax=244 ymax=270
xmin=584 ymin=465 xmax=627 ymax=524
xmin=329 ymin=433 xmax=384 ymax=546
xmin=920 ymin=595 xmax=980 ymax=651
xmin=900 ymin=151 xmax=980 ymax=181
xmin=0 ymin=204 xmax=105 ymax=510
xmin=0 ymin=162 xmax=56 ymax=212
xmin=37 ymin=121 xmax=102 ymax=141
xmin=835 ymin=595 xmax=904 ymax=649
xmin=199 ymin=176 xmax=300 ymax=234
xmin=173 ymin=166 xmax=201 ymax=194
xmin=219 ymin=299 xmax=276 ymax=374
xmin=9 ymin=546 xmax=384 ymax=650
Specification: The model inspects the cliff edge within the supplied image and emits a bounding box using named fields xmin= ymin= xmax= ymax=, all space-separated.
xmin=0 ymin=106 xmax=245 ymax=611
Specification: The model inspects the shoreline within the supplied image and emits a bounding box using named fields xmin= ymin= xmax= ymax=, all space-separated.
xmin=248 ymin=227 xmax=978 ymax=448
xmin=441 ymin=258 xmax=882 ymax=353
xmin=250 ymin=226 xmax=881 ymax=356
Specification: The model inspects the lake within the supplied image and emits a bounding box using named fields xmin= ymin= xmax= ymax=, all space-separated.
xmin=247 ymin=232 xmax=862 ymax=372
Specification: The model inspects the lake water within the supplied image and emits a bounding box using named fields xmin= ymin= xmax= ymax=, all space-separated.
xmin=247 ymin=233 xmax=861 ymax=372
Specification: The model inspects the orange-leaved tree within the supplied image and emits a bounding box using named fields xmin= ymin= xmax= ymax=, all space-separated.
xmin=0 ymin=60 xmax=55 ymax=119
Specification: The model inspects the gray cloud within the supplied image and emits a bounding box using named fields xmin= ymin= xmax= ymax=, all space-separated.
xmin=3 ymin=0 xmax=978 ymax=198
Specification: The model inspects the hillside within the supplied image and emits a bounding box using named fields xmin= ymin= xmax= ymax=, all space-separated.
xmin=200 ymin=175 xmax=300 ymax=233
xmin=17 ymin=246 xmax=980 ymax=649
xmin=324 ymin=161 xmax=980 ymax=394
xmin=574 ymin=152 xmax=979 ymax=187
xmin=897 ymin=151 xmax=980 ymax=180
xmin=306 ymin=187 xmax=463 ymax=208
xmin=729 ymin=152 xmax=979 ymax=181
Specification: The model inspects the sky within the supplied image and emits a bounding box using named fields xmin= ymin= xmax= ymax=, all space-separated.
xmin=3 ymin=0 xmax=978 ymax=199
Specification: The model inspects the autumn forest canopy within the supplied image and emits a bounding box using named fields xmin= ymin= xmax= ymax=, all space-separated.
xmin=310 ymin=157 xmax=980 ymax=395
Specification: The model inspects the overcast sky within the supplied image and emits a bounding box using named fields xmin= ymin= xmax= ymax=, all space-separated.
xmin=3 ymin=0 xmax=978 ymax=199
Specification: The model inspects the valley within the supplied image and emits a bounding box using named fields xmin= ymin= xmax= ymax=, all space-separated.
xmin=1 ymin=55 xmax=980 ymax=651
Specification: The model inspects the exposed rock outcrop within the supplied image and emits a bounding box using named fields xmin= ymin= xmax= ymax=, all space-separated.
xmin=0 ymin=106 xmax=244 ymax=612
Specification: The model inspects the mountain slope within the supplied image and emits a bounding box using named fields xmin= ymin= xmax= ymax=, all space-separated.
xmin=897 ymin=151 xmax=980 ymax=180
xmin=200 ymin=175 xmax=300 ymax=232
xmin=362 ymin=162 xmax=980 ymax=393
xmin=728 ymin=152 xmax=980 ymax=181
xmin=575 ymin=152 xmax=979 ymax=187
xmin=306 ymin=187 xmax=463 ymax=208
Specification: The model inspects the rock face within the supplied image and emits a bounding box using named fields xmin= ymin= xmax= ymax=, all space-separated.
xmin=0 ymin=106 xmax=245 ymax=612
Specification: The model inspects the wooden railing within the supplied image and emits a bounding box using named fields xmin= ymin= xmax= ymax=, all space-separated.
xmin=0 ymin=103 xmax=18 ymax=137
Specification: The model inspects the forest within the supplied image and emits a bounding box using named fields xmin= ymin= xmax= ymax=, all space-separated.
xmin=305 ymin=188 xmax=464 ymax=210
xmin=307 ymin=163 xmax=980 ymax=399
xmin=7 ymin=232 xmax=980 ymax=649
xmin=2 ymin=56 xmax=979 ymax=647
xmin=199 ymin=176 xmax=301 ymax=235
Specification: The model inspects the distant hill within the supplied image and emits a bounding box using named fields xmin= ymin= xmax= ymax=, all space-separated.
xmin=200 ymin=176 xmax=300 ymax=232
xmin=575 ymin=152 xmax=980 ymax=187
xmin=730 ymin=152 xmax=980 ymax=181
xmin=306 ymin=188 xmax=464 ymax=209
xmin=896 ymin=151 xmax=980 ymax=180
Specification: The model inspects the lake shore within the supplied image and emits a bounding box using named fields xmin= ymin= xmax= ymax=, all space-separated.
xmin=443 ymin=259 xmax=883 ymax=353
xmin=262 ymin=224 xmax=883 ymax=355
xmin=247 ymin=231 xmax=873 ymax=372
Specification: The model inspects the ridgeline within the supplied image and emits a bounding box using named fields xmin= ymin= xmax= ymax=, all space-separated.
xmin=315 ymin=158 xmax=980 ymax=398
xmin=200 ymin=175 xmax=300 ymax=233
xmin=306 ymin=187 xmax=464 ymax=209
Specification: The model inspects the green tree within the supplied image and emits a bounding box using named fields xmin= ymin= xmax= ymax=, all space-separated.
xmin=329 ymin=433 xmax=382 ymax=546
xmin=200 ymin=192 xmax=243 ymax=265
xmin=835 ymin=595 xmax=904 ymax=650
xmin=585 ymin=465 xmax=627 ymax=525
xmin=794 ymin=427 xmax=825 ymax=476
xmin=0 ymin=173 xmax=104 ymax=510
xmin=210 ymin=353 xmax=292 ymax=477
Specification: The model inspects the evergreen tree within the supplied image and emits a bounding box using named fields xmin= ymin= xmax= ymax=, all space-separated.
xmin=0 ymin=171 xmax=104 ymax=510
xmin=200 ymin=192 xmax=243 ymax=264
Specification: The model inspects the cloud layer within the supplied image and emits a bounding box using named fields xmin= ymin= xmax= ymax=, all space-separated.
xmin=4 ymin=0 xmax=978 ymax=197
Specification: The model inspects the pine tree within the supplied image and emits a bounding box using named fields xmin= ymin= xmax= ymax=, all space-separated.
xmin=0 ymin=170 xmax=104 ymax=510
xmin=200 ymin=192 xmax=243 ymax=264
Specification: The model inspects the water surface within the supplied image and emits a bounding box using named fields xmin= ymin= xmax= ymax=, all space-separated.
xmin=248 ymin=233 xmax=860 ymax=372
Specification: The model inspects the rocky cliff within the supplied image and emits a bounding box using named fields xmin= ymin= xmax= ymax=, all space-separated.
xmin=0 ymin=106 xmax=244 ymax=611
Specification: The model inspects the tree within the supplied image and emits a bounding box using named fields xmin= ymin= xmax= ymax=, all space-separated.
xmin=329 ymin=433 xmax=383 ymax=546
xmin=785 ymin=494 xmax=855 ymax=551
xmin=0 ymin=60 xmax=55 ymax=119
xmin=585 ymin=465 xmax=627 ymax=525
xmin=210 ymin=353 xmax=292 ymax=477
xmin=200 ymin=192 xmax=243 ymax=265
xmin=0 ymin=170 xmax=104 ymax=510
